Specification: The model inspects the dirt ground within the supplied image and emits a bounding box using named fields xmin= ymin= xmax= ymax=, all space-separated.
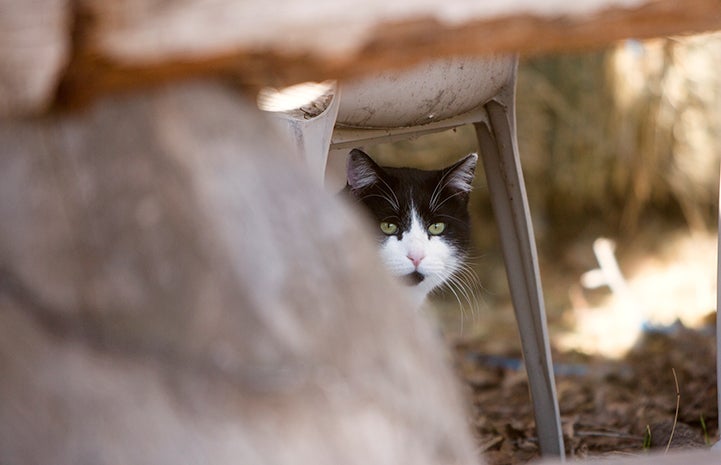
xmin=438 ymin=228 xmax=719 ymax=464
xmin=452 ymin=319 xmax=717 ymax=464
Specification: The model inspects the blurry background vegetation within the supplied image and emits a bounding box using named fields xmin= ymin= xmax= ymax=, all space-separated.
xmin=358 ymin=32 xmax=721 ymax=355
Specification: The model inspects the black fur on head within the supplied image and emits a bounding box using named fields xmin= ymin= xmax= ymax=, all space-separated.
xmin=344 ymin=148 xmax=477 ymax=248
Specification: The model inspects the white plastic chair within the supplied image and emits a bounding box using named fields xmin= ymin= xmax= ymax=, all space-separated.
xmin=260 ymin=55 xmax=565 ymax=458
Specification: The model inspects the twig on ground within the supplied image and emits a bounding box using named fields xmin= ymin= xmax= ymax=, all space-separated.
xmin=665 ymin=367 xmax=680 ymax=453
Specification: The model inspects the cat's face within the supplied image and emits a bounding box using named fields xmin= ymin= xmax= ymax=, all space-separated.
xmin=345 ymin=149 xmax=477 ymax=306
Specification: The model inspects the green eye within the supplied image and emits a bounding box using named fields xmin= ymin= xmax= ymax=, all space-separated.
xmin=428 ymin=222 xmax=446 ymax=235
xmin=380 ymin=222 xmax=398 ymax=235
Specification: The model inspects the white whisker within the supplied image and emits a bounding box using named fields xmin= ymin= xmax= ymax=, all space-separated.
xmin=361 ymin=193 xmax=399 ymax=211
xmin=448 ymin=275 xmax=475 ymax=313
xmin=431 ymin=190 xmax=467 ymax=212
xmin=429 ymin=169 xmax=457 ymax=211
xmin=443 ymin=278 xmax=467 ymax=334
xmin=444 ymin=262 xmax=483 ymax=321
xmin=376 ymin=177 xmax=400 ymax=211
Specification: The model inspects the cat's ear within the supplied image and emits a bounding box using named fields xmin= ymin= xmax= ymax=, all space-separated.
xmin=444 ymin=153 xmax=478 ymax=193
xmin=346 ymin=149 xmax=383 ymax=192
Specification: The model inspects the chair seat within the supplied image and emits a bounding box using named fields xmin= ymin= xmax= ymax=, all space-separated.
xmin=337 ymin=56 xmax=515 ymax=128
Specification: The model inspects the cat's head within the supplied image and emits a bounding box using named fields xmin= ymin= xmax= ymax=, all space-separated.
xmin=345 ymin=148 xmax=477 ymax=306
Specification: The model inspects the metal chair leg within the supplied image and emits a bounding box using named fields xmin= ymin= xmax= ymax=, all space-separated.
xmin=474 ymin=84 xmax=565 ymax=458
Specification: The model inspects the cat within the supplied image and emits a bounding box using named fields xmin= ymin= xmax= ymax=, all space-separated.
xmin=344 ymin=148 xmax=478 ymax=307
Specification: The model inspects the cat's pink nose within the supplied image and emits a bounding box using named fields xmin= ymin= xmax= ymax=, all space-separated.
xmin=407 ymin=252 xmax=425 ymax=268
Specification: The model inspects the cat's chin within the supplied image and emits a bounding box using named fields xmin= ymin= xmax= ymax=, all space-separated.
xmin=402 ymin=271 xmax=425 ymax=286
xmin=405 ymin=286 xmax=431 ymax=310
xmin=402 ymin=272 xmax=449 ymax=309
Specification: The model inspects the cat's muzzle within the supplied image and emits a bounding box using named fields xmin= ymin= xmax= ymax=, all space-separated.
xmin=402 ymin=271 xmax=425 ymax=286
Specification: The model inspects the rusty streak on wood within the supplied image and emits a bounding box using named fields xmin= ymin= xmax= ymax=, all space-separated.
xmin=47 ymin=0 xmax=721 ymax=111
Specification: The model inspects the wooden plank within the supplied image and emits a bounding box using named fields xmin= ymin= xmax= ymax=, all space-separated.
xmin=76 ymin=0 xmax=721 ymax=65
xmin=1 ymin=0 xmax=719 ymax=114
xmin=56 ymin=0 xmax=721 ymax=109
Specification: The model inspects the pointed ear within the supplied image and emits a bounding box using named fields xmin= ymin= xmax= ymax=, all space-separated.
xmin=346 ymin=149 xmax=383 ymax=192
xmin=444 ymin=153 xmax=478 ymax=193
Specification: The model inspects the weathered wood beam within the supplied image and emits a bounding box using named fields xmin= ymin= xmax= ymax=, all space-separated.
xmin=2 ymin=0 xmax=720 ymax=116
xmin=61 ymin=0 xmax=721 ymax=107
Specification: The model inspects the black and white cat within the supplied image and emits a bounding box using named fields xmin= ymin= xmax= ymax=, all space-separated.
xmin=345 ymin=148 xmax=478 ymax=307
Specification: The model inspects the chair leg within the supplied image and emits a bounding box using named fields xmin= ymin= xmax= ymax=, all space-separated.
xmin=474 ymin=88 xmax=565 ymax=458
xmin=716 ymin=163 xmax=721 ymax=432
xmin=264 ymin=86 xmax=341 ymax=185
